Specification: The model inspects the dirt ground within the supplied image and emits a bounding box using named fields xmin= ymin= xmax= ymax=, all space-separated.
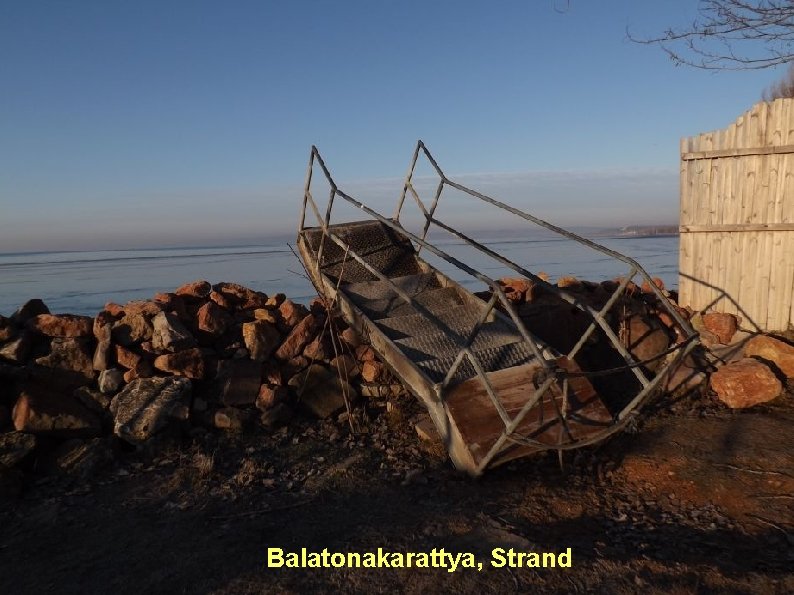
xmin=1 ymin=388 xmax=793 ymax=594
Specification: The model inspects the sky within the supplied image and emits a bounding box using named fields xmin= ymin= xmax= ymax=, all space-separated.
xmin=0 ymin=0 xmax=786 ymax=251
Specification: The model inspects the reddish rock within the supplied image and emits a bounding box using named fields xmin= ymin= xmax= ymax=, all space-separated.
xmin=278 ymin=299 xmax=309 ymax=330
xmin=266 ymin=293 xmax=286 ymax=308
xmin=361 ymin=360 xmax=385 ymax=383
xmin=154 ymin=348 xmax=205 ymax=379
xmin=93 ymin=311 xmax=117 ymax=338
xmin=121 ymin=300 xmax=162 ymax=317
xmin=12 ymin=299 xmax=50 ymax=324
xmin=209 ymin=290 xmax=233 ymax=310
xmin=710 ymin=358 xmax=782 ymax=408
xmin=330 ymin=354 xmax=360 ymax=379
xmin=35 ymin=338 xmax=95 ymax=380
xmin=210 ymin=282 xmax=267 ymax=310
xmin=340 ymin=327 xmax=362 ymax=349
xmin=355 ymin=345 xmax=377 ymax=363
xmin=112 ymin=313 xmax=154 ymax=346
xmin=28 ymin=314 xmax=92 ymax=337
xmin=197 ymin=302 xmax=233 ymax=336
xmin=498 ymin=277 xmax=531 ymax=302
xmin=702 ymin=312 xmax=739 ymax=345
xmin=242 ymin=320 xmax=281 ymax=362
xmin=115 ymin=345 xmax=141 ymax=370
xmin=241 ymin=293 xmax=269 ymax=311
xmin=253 ymin=308 xmax=278 ymax=324
xmin=13 ymin=387 xmax=101 ymax=437
xmin=104 ymin=302 xmax=125 ymax=317
xmin=743 ymin=335 xmax=794 ymax=378
xmin=557 ymin=276 xmax=582 ymax=291
xmin=175 ymin=279 xmax=212 ymax=299
xmin=641 ymin=277 xmax=665 ymax=294
xmin=274 ymin=314 xmax=321 ymax=361
xmin=303 ymin=334 xmax=333 ymax=361
xmin=619 ymin=314 xmax=671 ymax=372
xmin=255 ymin=384 xmax=287 ymax=411
xmin=152 ymin=292 xmax=188 ymax=319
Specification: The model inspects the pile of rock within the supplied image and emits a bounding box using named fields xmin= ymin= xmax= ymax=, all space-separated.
xmin=494 ymin=275 xmax=793 ymax=409
xmin=0 ymin=280 xmax=393 ymax=491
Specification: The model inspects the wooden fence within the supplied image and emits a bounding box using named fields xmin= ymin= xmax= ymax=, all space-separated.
xmin=679 ymin=98 xmax=794 ymax=332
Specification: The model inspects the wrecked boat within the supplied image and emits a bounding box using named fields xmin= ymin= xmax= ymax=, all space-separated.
xmin=297 ymin=141 xmax=698 ymax=476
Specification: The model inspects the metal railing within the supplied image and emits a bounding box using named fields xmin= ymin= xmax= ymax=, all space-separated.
xmin=298 ymin=141 xmax=699 ymax=472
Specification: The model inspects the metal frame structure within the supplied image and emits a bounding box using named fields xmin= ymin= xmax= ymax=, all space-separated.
xmin=297 ymin=140 xmax=699 ymax=475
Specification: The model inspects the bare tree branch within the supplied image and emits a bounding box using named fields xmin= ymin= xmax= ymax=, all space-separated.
xmin=629 ymin=0 xmax=794 ymax=69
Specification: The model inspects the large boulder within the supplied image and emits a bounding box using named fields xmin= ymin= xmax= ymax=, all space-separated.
xmin=288 ymin=363 xmax=355 ymax=419
xmin=110 ymin=377 xmax=191 ymax=444
xmin=13 ymin=387 xmax=101 ymax=437
xmin=35 ymin=337 xmax=95 ymax=381
xmin=743 ymin=335 xmax=794 ymax=378
xmin=710 ymin=358 xmax=782 ymax=409
xmin=27 ymin=314 xmax=93 ymax=338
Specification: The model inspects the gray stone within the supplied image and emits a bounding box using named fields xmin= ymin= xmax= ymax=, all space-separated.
xmin=110 ymin=377 xmax=192 ymax=444
xmin=98 ymin=368 xmax=125 ymax=395
xmin=11 ymin=299 xmax=49 ymax=325
xmin=35 ymin=337 xmax=95 ymax=380
xmin=217 ymin=359 xmax=261 ymax=406
xmin=151 ymin=311 xmax=196 ymax=353
xmin=50 ymin=438 xmax=112 ymax=479
xmin=259 ymin=402 xmax=293 ymax=429
xmin=288 ymin=363 xmax=355 ymax=419
xmin=0 ymin=432 xmax=37 ymax=468
xmin=0 ymin=332 xmax=33 ymax=363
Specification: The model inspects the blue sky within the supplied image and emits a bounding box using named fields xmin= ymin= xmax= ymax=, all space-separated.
xmin=0 ymin=1 xmax=785 ymax=251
